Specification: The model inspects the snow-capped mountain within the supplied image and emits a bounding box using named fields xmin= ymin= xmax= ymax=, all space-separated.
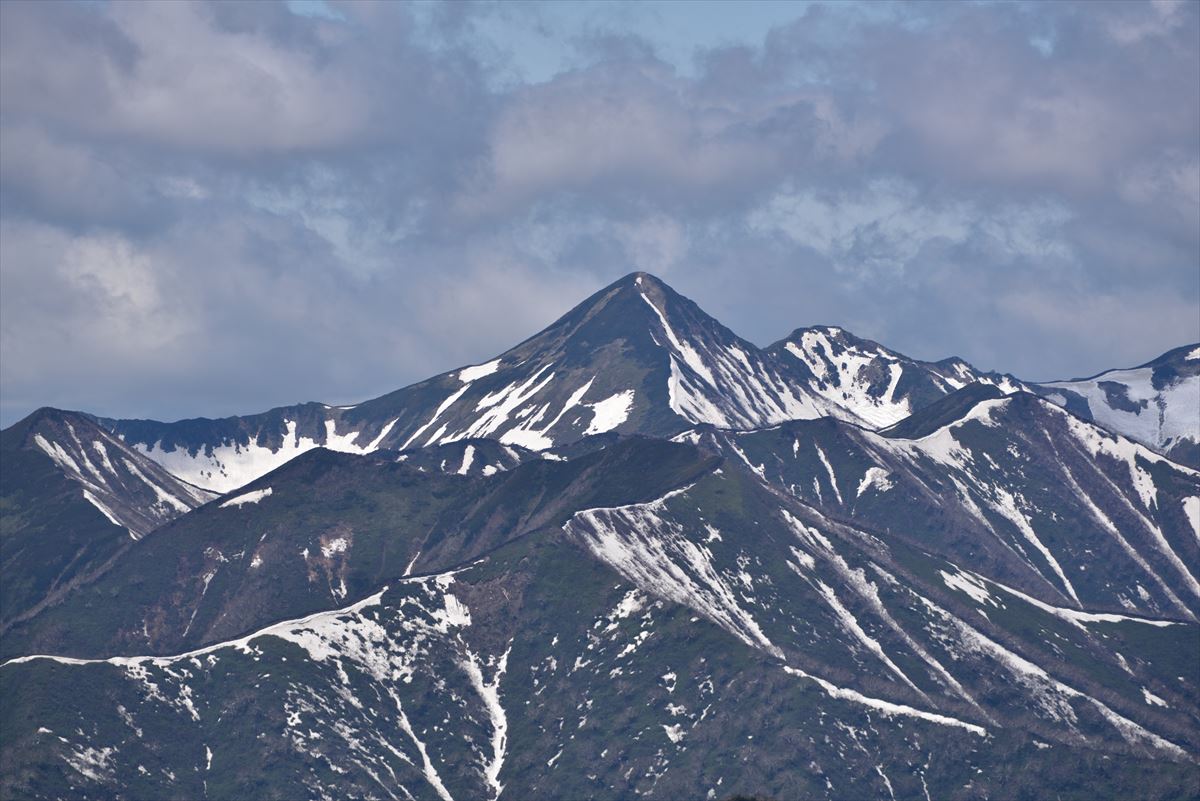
xmin=5 ymin=408 xmax=214 ymax=539
xmin=95 ymin=273 xmax=1028 ymax=494
xmin=768 ymin=326 xmax=1026 ymax=429
xmin=691 ymin=387 xmax=1200 ymax=621
xmin=1033 ymin=344 xmax=1200 ymax=468
xmin=93 ymin=273 xmax=833 ymax=491
xmin=3 ymin=271 xmax=1199 ymax=800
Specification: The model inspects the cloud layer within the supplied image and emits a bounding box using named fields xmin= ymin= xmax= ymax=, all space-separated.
xmin=2 ymin=0 xmax=1197 ymax=425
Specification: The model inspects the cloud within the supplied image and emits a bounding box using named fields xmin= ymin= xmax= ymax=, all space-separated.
xmin=1 ymin=1 xmax=365 ymax=155
xmin=0 ymin=0 xmax=1196 ymax=425
xmin=1102 ymin=0 xmax=1189 ymax=45
xmin=455 ymin=63 xmax=775 ymax=218
xmin=856 ymin=3 xmax=1199 ymax=197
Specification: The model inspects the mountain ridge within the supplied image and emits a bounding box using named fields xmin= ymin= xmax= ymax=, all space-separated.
xmin=14 ymin=271 xmax=1177 ymax=491
xmin=1033 ymin=343 xmax=1200 ymax=467
xmin=73 ymin=272 xmax=1059 ymax=493
xmin=3 ymin=271 xmax=1198 ymax=800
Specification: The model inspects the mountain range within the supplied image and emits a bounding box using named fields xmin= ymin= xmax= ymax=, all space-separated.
xmin=78 ymin=273 xmax=1194 ymax=490
xmin=2 ymin=272 xmax=1198 ymax=800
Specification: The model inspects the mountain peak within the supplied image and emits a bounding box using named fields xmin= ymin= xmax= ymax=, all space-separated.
xmin=520 ymin=270 xmax=691 ymax=342
xmin=768 ymin=325 xmax=1024 ymax=430
xmin=1 ymin=406 xmax=99 ymax=451
xmin=614 ymin=270 xmax=669 ymax=291
xmin=2 ymin=404 xmax=215 ymax=543
xmin=589 ymin=272 xmax=691 ymax=320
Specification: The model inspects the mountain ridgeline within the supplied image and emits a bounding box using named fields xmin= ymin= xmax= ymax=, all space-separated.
xmin=2 ymin=271 xmax=1198 ymax=800
xmin=86 ymin=273 xmax=1045 ymax=494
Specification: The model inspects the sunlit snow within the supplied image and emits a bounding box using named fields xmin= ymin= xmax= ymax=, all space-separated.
xmin=219 ymin=487 xmax=273 ymax=509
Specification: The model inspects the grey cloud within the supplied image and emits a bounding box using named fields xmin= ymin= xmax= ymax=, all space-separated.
xmin=0 ymin=124 xmax=170 ymax=232
xmin=861 ymin=3 xmax=1198 ymax=200
xmin=1 ymin=1 xmax=364 ymax=155
xmin=1 ymin=0 xmax=1196 ymax=425
xmin=1 ymin=0 xmax=491 ymax=163
xmin=452 ymin=56 xmax=887 ymax=226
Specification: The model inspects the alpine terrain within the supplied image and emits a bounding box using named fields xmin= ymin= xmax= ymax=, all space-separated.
xmin=2 ymin=272 xmax=1198 ymax=801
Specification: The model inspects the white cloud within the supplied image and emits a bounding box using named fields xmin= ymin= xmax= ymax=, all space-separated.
xmin=749 ymin=180 xmax=1075 ymax=282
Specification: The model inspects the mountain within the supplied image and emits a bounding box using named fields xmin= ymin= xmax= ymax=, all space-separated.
xmin=690 ymin=388 xmax=1200 ymax=621
xmin=0 ymin=409 xmax=214 ymax=632
xmin=1033 ymin=344 xmax=1200 ymax=468
xmin=3 ymin=429 xmax=1196 ymax=800
xmin=766 ymin=326 xmax=1025 ymax=429
xmin=93 ymin=272 xmax=836 ymax=492
xmin=0 ymin=438 xmax=715 ymax=661
xmin=96 ymin=273 xmax=1027 ymax=494
xmin=3 ymin=271 xmax=1198 ymax=800
xmin=5 ymin=408 xmax=214 ymax=538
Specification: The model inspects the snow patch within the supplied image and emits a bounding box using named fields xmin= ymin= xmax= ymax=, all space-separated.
xmin=814 ymin=445 xmax=844 ymax=505
xmin=320 ymin=537 xmax=349 ymax=559
xmin=585 ymin=390 xmax=635 ymax=436
xmin=219 ymin=487 xmax=272 ymax=508
xmin=461 ymin=645 xmax=511 ymax=800
xmin=1182 ymin=497 xmax=1200 ymax=545
xmin=63 ymin=743 xmax=117 ymax=783
xmin=939 ymin=569 xmax=999 ymax=608
xmin=458 ymin=444 xmax=476 ymax=475
xmin=1043 ymin=366 xmax=1200 ymax=457
xmin=459 ymin=359 xmax=501 ymax=383
xmin=782 ymin=666 xmax=986 ymax=736
xmin=856 ymin=467 xmax=894 ymax=498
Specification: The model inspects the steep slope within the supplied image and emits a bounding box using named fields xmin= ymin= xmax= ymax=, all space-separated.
xmin=0 ymin=409 xmax=214 ymax=631
xmin=879 ymin=382 xmax=1006 ymax=439
xmin=562 ymin=460 xmax=1198 ymax=761
xmin=96 ymin=273 xmax=1035 ymax=494
xmin=768 ymin=326 xmax=1025 ymax=429
xmin=4 ymin=448 xmax=1196 ymax=800
xmin=694 ymin=390 xmax=1200 ymax=621
xmin=96 ymin=273 xmax=831 ymax=491
xmin=3 ymin=408 xmax=213 ymax=538
xmin=1 ymin=438 xmax=716 ymax=660
xmin=1034 ymin=344 xmax=1200 ymax=468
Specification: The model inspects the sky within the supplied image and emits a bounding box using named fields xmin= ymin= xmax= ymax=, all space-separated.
xmin=1 ymin=0 xmax=1197 ymax=426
